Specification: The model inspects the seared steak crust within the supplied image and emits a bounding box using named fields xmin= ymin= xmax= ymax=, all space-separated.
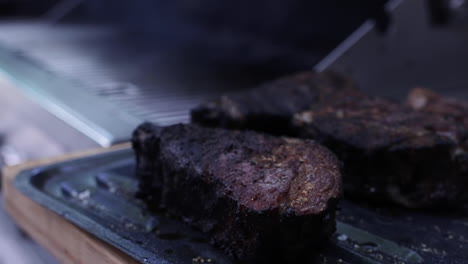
xmin=133 ymin=123 xmax=342 ymax=262
xmin=293 ymin=96 xmax=468 ymax=208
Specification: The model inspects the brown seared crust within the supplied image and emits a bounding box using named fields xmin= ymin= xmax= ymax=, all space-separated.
xmin=191 ymin=71 xmax=364 ymax=135
xmin=293 ymin=96 xmax=468 ymax=208
xmin=294 ymin=97 xmax=462 ymax=150
xmin=132 ymin=123 xmax=342 ymax=262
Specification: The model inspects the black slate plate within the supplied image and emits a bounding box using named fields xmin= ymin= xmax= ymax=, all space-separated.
xmin=13 ymin=149 xmax=467 ymax=264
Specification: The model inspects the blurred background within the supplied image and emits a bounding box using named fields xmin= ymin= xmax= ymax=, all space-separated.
xmin=0 ymin=0 xmax=466 ymax=263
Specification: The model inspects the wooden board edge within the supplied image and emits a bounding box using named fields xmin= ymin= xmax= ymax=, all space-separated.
xmin=2 ymin=143 xmax=139 ymax=264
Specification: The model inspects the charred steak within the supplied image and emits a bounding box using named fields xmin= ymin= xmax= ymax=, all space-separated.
xmin=132 ymin=123 xmax=342 ymax=262
xmin=292 ymin=96 xmax=468 ymax=208
xmin=191 ymin=71 xmax=363 ymax=135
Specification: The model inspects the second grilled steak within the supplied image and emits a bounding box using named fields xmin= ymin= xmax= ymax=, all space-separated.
xmin=293 ymin=96 xmax=468 ymax=208
xmin=133 ymin=123 xmax=342 ymax=263
xmin=191 ymin=71 xmax=363 ymax=135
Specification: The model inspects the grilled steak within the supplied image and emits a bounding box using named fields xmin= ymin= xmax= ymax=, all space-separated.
xmin=293 ymin=96 xmax=468 ymax=208
xmin=191 ymin=71 xmax=364 ymax=135
xmin=407 ymin=87 xmax=468 ymax=134
xmin=406 ymin=87 xmax=468 ymax=185
xmin=132 ymin=123 xmax=342 ymax=262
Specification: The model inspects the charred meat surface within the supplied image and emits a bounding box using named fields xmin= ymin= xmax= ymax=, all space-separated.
xmin=293 ymin=96 xmax=468 ymax=208
xmin=132 ymin=123 xmax=342 ymax=262
xmin=191 ymin=71 xmax=364 ymax=135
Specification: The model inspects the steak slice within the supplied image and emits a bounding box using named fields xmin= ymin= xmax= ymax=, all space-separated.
xmin=191 ymin=71 xmax=364 ymax=135
xmin=132 ymin=123 xmax=342 ymax=263
xmin=292 ymin=96 xmax=468 ymax=208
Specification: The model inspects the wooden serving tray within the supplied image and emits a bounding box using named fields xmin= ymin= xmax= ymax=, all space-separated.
xmin=2 ymin=143 xmax=138 ymax=264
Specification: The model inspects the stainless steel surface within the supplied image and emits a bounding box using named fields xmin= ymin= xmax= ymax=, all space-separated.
xmin=0 ymin=23 xmax=143 ymax=146
xmin=316 ymin=0 xmax=468 ymax=99
xmin=0 ymin=46 xmax=142 ymax=147
xmin=0 ymin=22 xmax=257 ymax=146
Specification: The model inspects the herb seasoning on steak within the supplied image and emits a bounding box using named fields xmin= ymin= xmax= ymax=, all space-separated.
xmin=132 ymin=123 xmax=342 ymax=263
xmin=191 ymin=71 xmax=363 ymax=135
xmin=293 ymin=96 xmax=468 ymax=208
